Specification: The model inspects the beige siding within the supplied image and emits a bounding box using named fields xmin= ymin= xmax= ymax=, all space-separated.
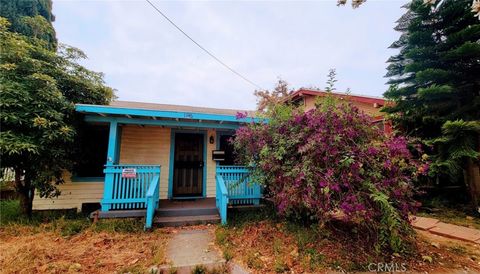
xmin=119 ymin=125 xmax=171 ymax=199
xmin=32 ymin=172 xmax=104 ymax=212
xmin=206 ymin=129 xmax=217 ymax=197
xmin=33 ymin=125 xmax=219 ymax=211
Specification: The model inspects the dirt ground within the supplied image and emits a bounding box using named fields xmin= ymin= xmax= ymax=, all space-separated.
xmin=216 ymin=221 xmax=480 ymax=274
xmin=0 ymin=225 xmax=170 ymax=274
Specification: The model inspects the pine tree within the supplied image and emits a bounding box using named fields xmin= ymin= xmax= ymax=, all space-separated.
xmin=384 ymin=0 xmax=480 ymax=207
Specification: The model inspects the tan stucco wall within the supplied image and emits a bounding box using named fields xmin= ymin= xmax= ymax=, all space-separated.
xmin=33 ymin=125 xmax=218 ymax=211
xmin=304 ymin=95 xmax=384 ymax=117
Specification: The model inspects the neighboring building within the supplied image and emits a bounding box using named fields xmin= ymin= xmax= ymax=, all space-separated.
xmin=285 ymin=88 xmax=392 ymax=134
xmin=33 ymin=101 xmax=263 ymax=228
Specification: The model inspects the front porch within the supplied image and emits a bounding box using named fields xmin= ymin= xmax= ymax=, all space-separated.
xmin=75 ymin=101 xmax=263 ymax=229
xmin=95 ymin=165 xmax=262 ymax=228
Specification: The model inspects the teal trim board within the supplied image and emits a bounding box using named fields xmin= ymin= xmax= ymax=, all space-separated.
xmin=76 ymin=104 xmax=264 ymax=123
xmin=85 ymin=116 xmax=240 ymax=130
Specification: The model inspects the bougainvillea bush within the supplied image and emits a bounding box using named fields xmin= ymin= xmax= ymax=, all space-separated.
xmin=233 ymin=101 xmax=428 ymax=254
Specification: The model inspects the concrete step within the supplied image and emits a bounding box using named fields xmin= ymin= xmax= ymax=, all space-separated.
xmin=92 ymin=209 xmax=146 ymax=219
xmin=156 ymin=206 xmax=218 ymax=217
xmin=154 ymin=214 xmax=221 ymax=227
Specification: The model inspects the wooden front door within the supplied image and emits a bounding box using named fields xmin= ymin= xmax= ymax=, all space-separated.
xmin=173 ymin=133 xmax=204 ymax=197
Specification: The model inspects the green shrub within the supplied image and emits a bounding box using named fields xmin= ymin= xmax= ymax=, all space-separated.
xmin=191 ymin=265 xmax=207 ymax=274
xmin=0 ymin=200 xmax=21 ymax=225
xmin=245 ymin=251 xmax=263 ymax=269
xmin=93 ymin=219 xmax=143 ymax=233
xmin=222 ymin=247 xmax=233 ymax=262
xmin=274 ymin=258 xmax=288 ymax=273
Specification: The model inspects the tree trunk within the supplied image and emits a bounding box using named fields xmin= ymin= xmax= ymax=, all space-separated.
xmin=466 ymin=158 xmax=480 ymax=210
xmin=14 ymin=168 xmax=34 ymax=217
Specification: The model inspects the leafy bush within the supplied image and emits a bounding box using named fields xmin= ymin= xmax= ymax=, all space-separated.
xmin=233 ymin=102 xmax=428 ymax=254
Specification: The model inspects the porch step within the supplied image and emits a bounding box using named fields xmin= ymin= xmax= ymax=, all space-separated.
xmin=153 ymin=214 xmax=221 ymax=227
xmin=93 ymin=209 xmax=146 ymax=219
xmin=156 ymin=206 xmax=218 ymax=217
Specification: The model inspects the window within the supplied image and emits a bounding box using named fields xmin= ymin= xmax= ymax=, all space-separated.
xmin=73 ymin=124 xmax=109 ymax=178
xmin=218 ymin=134 xmax=236 ymax=166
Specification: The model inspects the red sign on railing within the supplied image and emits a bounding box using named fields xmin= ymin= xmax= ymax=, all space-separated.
xmin=121 ymin=168 xmax=137 ymax=178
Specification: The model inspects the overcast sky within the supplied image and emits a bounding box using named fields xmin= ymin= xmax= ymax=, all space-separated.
xmin=53 ymin=0 xmax=408 ymax=110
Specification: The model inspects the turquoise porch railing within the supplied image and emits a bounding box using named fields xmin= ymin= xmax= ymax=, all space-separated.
xmin=145 ymin=174 xmax=160 ymax=229
xmin=102 ymin=164 xmax=161 ymax=211
xmin=215 ymin=174 xmax=229 ymax=225
xmin=215 ymin=166 xmax=262 ymax=224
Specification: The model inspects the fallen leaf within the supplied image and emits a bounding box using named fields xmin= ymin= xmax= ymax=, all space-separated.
xmin=422 ymin=255 xmax=433 ymax=263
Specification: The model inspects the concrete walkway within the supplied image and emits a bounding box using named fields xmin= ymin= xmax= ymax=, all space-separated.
xmin=159 ymin=229 xmax=225 ymax=273
xmin=159 ymin=228 xmax=250 ymax=274
xmin=411 ymin=216 xmax=480 ymax=244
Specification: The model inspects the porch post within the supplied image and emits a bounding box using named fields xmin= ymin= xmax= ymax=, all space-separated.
xmin=102 ymin=120 xmax=119 ymax=211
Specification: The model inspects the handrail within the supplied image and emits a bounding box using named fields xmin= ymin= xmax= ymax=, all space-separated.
xmin=216 ymin=174 xmax=229 ymax=225
xmin=145 ymin=174 xmax=160 ymax=230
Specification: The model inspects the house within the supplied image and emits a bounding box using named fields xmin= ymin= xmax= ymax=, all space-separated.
xmin=32 ymin=101 xmax=263 ymax=228
xmin=285 ymin=88 xmax=393 ymax=134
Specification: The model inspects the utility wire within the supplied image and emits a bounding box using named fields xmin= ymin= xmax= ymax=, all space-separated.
xmin=145 ymin=0 xmax=263 ymax=90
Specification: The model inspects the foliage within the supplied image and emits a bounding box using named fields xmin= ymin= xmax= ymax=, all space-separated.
xmin=0 ymin=200 xmax=145 ymax=235
xmin=337 ymin=0 xmax=366 ymax=8
xmin=233 ymin=101 xmax=427 ymax=253
xmin=428 ymin=120 xmax=480 ymax=180
xmin=254 ymin=79 xmax=292 ymax=112
xmin=384 ymin=0 xmax=480 ymax=206
xmin=337 ymin=0 xmax=480 ymax=19
xmin=325 ymin=68 xmax=338 ymax=92
xmin=0 ymin=17 xmax=114 ymax=215
xmin=0 ymin=0 xmax=56 ymax=50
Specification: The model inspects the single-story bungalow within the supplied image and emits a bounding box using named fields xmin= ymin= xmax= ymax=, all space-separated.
xmin=32 ymin=91 xmax=390 ymax=229
xmin=33 ymin=101 xmax=263 ymax=228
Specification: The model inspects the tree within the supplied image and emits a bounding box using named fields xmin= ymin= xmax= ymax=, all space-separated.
xmin=336 ymin=0 xmax=480 ymax=21
xmin=325 ymin=68 xmax=338 ymax=92
xmin=0 ymin=0 xmax=56 ymax=50
xmin=383 ymin=0 xmax=480 ymax=207
xmin=254 ymin=79 xmax=292 ymax=112
xmin=337 ymin=0 xmax=366 ymax=8
xmin=0 ymin=17 xmax=114 ymax=216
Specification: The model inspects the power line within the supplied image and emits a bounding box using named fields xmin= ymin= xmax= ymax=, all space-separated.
xmin=145 ymin=0 xmax=263 ymax=90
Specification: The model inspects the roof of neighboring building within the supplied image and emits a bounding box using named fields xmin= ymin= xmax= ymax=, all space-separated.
xmin=287 ymin=88 xmax=387 ymax=106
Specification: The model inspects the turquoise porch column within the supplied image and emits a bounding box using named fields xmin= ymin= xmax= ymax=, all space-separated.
xmin=101 ymin=120 xmax=119 ymax=211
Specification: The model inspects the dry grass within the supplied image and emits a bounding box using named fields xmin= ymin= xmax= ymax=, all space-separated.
xmin=0 ymin=224 xmax=170 ymax=274
xmin=216 ymin=217 xmax=480 ymax=274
